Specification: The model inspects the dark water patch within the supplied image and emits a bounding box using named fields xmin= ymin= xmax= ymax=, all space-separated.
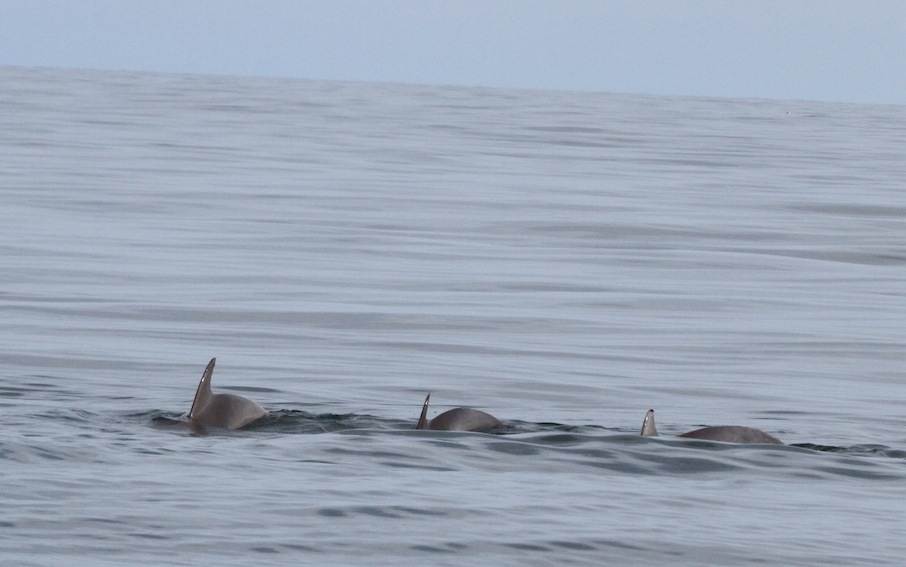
xmin=281 ymin=543 xmax=321 ymax=552
xmin=572 ymin=457 xmax=653 ymax=475
xmin=0 ymin=386 xmax=27 ymax=398
xmin=518 ymin=433 xmax=799 ymax=474
xmin=812 ymin=465 xmax=902 ymax=481
xmin=416 ymin=434 xmax=492 ymax=450
xmin=222 ymin=385 xmax=281 ymax=395
xmin=521 ymin=432 xmax=589 ymax=447
xmin=148 ymin=414 xmax=261 ymax=437
xmin=316 ymin=506 xmax=447 ymax=520
xmin=843 ymin=444 xmax=905 ymax=458
xmin=483 ymin=438 xmax=542 ymax=456
xmin=394 ymin=506 xmax=448 ymax=517
xmin=734 ymin=247 xmax=906 ymax=266
xmin=150 ymin=414 xmax=187 ymax=429
xmin=788 ymin=203 xmax=906 ymax=219
xmin=132 ymin=446 xmax=176 ymax=456
xmin=410 ymin=544 xmax=456 ymax=553
xmin=793 ymin=443 xmax=852 ymax=453
xmin=257 ymin=409 xmax=385 ymax=434
xmin=323 ymin=445 xmax=415 ymax=462
xmin=129 ymin=532 xmax=171 ymax=540
xmin=550 ymin=540 xmax=598 ymax=551
xmin=0 ymin=440 xmax=78 ymax=463
xmin=354 ymin=506 xmax=404 ymax=519
xmin=250 ymin=546 xmax=279 ymax=554
xmin=504 ymin=542 xmax=552 ymax=552
xmin=526 ymin=125 xmax=610 ymax=135
xmin=0 ymin=377 xmax=85 ymax=401
xmin=317 ymin=508 xmax=347 ymax=518
xmin=880 ymin=448 xmax=906 ymax=459
xmin=36 ymin=408 xmax=104 ymax=425
xmin=444 ymin=541 xmax=469 ymax=550
xmin=511 ymin=421 xmax=615 ymax=435
xmin=597 ymin=539 xmax=650 ymax=552
xmin=794 ymin=443 xmax=906 ymax=461
xmin=377 ymin=460 xmax=456 ymax=472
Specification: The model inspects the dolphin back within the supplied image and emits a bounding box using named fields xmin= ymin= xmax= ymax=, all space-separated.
xmin=679 ymin=425 xmax=783 ymax=445
xmin=427 ymin=407 xmax=501 ymax=431
xmin=193 ymin=393 xmax=266 ymax=430
xmin=640 ymin=409 xmax=782 ymax=445
xmin=416 ymin=393 xmax=501 ymax=431
xmin=188 ymin=357 xmax=266 ymax=430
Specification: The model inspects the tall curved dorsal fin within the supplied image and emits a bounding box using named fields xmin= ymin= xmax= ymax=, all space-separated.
xmin=416 ymin=393 xmax=431 ymax=429
xmin=189 ymin=357 xmax=216 ymax=419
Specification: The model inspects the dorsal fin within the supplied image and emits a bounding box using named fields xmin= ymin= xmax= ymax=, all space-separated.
xmin=641 ymin=409 xmax=657 ymax=436
xmin=189 ymin=358 xmax=216 ymax=419
xmin=416 ymin=393 xmax=430 ymax=429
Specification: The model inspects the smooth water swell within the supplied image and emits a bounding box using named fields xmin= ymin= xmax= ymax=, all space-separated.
xmin=2 ymin=66 xmax=906 ymax=565
xmin=3 ymin=407 xmax=906 ymax=566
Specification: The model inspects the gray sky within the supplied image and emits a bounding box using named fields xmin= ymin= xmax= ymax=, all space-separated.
xmin=3 ymin=0 xmax=904 ymax=104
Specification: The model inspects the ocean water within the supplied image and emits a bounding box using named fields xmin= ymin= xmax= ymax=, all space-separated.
xmin=2 ymin=66 xmax=905 ymax=566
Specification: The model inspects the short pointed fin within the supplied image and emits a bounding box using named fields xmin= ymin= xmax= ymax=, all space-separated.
xmin=641 ymin=409 xmax=657 ymax=436
xmin=416 ymin=393 xmax=430 ymax=429
xmin=189 ymin=357 xmax=216 ymax=419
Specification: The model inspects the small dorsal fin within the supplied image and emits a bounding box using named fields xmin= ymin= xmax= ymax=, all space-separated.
xmin=189 ymin=358 xmax=216 ymax=419
xmin=641 ymin=409 xmax=657 ymax=436
xmin=416 ymin=393 xmax=431 ymax=429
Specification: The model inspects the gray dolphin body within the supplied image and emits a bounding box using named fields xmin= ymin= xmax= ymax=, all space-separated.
xmin=641 ymin=409 xmax=783 ymax=445
xmin=188 ymin=358 xmax=267 ymax=430
xmin=416 ymin=393 xmax=501 ymax=431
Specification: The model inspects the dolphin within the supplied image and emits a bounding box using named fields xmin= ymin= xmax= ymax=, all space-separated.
xmin=188 ymin=358 xmax=267 ymax=430
xmin=416 ymin=393 xmax=501 ymax=431
xmin=641 ymin=409 xmax=783 ymax=445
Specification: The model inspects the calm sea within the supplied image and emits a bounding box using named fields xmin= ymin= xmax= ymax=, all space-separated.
xmin=2 ymin=66 xmax=905 ymax=566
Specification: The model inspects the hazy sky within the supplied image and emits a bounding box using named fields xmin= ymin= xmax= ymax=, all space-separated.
xmin=2 ymin=0 xmax=904 ymax=104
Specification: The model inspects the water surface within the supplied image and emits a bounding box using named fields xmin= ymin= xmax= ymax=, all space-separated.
xmin=2 ymin=66 xmax=905 ymax=566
